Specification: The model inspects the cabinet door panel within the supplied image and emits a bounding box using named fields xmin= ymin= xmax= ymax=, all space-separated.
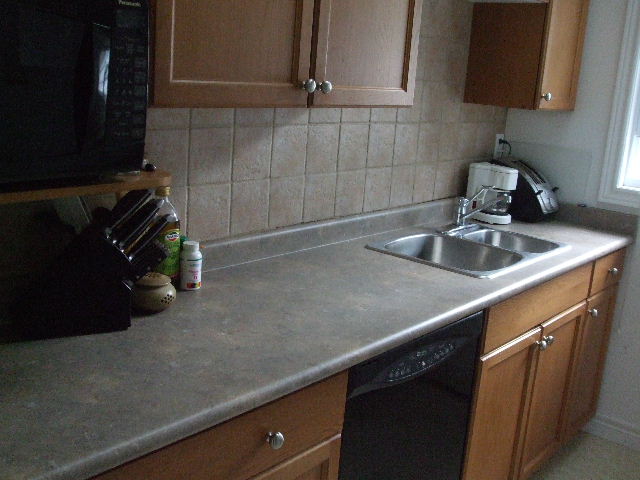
xmin=153 ymin=0 xmax=313 ymax=107
xmin=463 ymin=328 xmax=541 ymax=480
xmin=537 ymin=0 xmax=589 ymax=110
xmin=251 ymin=436 xmax=341 ymax=480
xmin=518 ymin=302 xmax=585 ymax=480
xmin=565 ymin=287 xmax=617 ymax=438
xmin=312 ymin=0 xmax=422 ymax=106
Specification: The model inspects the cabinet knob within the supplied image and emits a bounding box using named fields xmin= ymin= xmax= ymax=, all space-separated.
xmin=266 ymin=431 xmax=285 ymax=450
xmin=301 ymin=79 xmax=317 ymax=93
xmin=536 ymin=339 xmax=549 ymax=351
xmin=544 ymin=335 xmax=555 ymax=346
xmin=317 ymin=80 xmax=333 ymax=94
xmin=542 ymin=92 xmax=553 ymax=102
xmin=608 ymin=267 xmax=620 ymax=276
xmin=588 ymin=308 xmax=599 ymax=318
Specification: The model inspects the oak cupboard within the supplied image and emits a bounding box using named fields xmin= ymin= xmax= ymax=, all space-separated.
xmin=152 ymin=0 xmax=422 ymax=108
xmin=93 ymin=373 xmax=347 ymax=480
xmin=464 ymin=0 xmax=590 ymax=110
xmin=462 ymin=249 xmax=626 ymax=480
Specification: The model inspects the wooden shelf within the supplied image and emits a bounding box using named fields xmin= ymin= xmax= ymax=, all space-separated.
xmin=0 ymin=170 xmax=172 ymax=205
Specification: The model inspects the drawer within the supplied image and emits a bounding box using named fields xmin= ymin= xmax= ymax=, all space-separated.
xmin=590 ymin=249 xmax=626 ymax=295
xmin=484 ymin=263 xmax=591 ymax=353
xmin=94 ymin=372 xmax=348 ymax=480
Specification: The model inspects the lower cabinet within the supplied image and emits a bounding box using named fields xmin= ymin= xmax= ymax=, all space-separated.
xmin=463 ymin=249 xmax=625 ymax=480
xmin=93 ymin=373 xmax=347 ymax=480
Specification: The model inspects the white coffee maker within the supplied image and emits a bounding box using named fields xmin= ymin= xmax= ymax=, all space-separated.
xmin=466 ymin=162 xmax=519 ymax=224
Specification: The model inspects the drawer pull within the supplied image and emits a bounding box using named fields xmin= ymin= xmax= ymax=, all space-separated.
xmin=544 ymin=335 xmax=555 ymax=346
xmin=266 ymin=431 xmax=285 ymax=450
xmin=536 ymin=339 xmax=549 ymax=351
xmin=608 ymin=267 xmax=620 ymax=276
xmin=588 ymin=308 xmax=599 ymax=318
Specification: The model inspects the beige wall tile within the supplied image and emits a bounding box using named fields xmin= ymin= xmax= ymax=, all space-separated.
xmin=231 ymin=180 xmax=269 ymax=235
xmin=393 ymin=124 xmax=420 ymax=165
xmin=303 ymin=173 xmax=336 ymax=222
xmin=271 ymin=126 xmax=307 ymax=178
xmin=235 ymin=108 xmax=274 ymax=126
xmin=188 ymin=184 xmax=230 ymax=240
xmin=306 ymin=124 xmax=339 ymax=174
xmin=144 ymin=129 xmax=189 ymax=186
xmin=146 ymin=108 xmax=190 ymax=130
xmin=232 ymin=126 xmax=273 ymax=181
xmin=338 ymin=124 xmax=369 ymax=171
xmin=269 ymin=176 xmax=304 ymax=228
xmin=189 ymin=127 xmax=232 ymax=185
xmin=418 ymin=123 xmax=441 ymax=163
xmin=390 ymin=165 xmax=416 ymax=207
xmin=367 ymin=124 xmax=396 ymax=168
xmin=190 ymin=108 xmax=234 ymax=128
xmin=309 ymin=108 xmax=341 ymax=124
xmin=371 ymin=108 xmax=398 ymax=123
xmin=422 ymin=40 xmax=448 ymax=83
xmin=413 ymin=164 xmax=437 ymax=203
xmin=335 ymin=170 xmax=366 ymax=216
xmin=421 ymin=82 xmax=444 ymax=122
xmin=341 ymin=108 xmax=371 ymax=123
xmin=438 ymin=124 xmax=461 ymax=161
xmin=364 ymin=167 xmax=392 ymax=212
xmin=459 ymin=123 xmax=478 ymax=158
xmin=434 ymin=159 xmax=468 ymax=199
xmin=275 ymin=108 xmax=309 ymax=125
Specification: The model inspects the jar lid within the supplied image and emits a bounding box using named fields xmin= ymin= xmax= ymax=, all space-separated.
xmin=155 ymin=186 xmax=171 ymax=196
xmin=136 ymin=272 xmax=172 ymax=287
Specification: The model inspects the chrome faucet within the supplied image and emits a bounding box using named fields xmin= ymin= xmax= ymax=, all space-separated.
xmin=455 ymin=186 xmax=511 ymax=227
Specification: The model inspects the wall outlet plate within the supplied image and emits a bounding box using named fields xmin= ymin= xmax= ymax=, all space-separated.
xmin=494 ymin=134 xmax=506 ymax=159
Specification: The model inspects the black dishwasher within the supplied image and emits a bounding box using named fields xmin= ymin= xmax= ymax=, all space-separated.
xmin=338 ymin=312 xmax=483 ymax=480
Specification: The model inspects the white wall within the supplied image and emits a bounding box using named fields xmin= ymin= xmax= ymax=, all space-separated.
xmin=505 ymin=0 xmax=640 ymax=450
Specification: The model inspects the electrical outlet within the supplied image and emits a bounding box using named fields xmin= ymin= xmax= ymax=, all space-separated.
xmin=493 ymin=134 xmax=506 ymax=159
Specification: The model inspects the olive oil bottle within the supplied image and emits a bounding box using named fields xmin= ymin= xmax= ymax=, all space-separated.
xmin=153 ymin=186 xmax=180 ymax=282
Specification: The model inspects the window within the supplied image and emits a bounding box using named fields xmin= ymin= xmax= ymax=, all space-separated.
xmin=599 ymin=0 xmax=640 ymax=208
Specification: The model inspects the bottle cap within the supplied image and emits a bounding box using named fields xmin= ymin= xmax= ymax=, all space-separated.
xmin=183 ymin=240 xmax=199 ymax=252
xmin=155 ymin=186 xmax=171 ymax=196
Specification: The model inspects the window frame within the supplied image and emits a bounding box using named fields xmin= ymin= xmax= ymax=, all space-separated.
xmin=599 ymin=0 xmax=640 ymax=209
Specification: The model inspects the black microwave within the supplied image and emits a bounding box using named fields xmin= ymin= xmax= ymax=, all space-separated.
xmin=0 ymin=0 xmax=149 ymax=185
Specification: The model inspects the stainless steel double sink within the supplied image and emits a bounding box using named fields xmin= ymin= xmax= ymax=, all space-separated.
xmin=367 ymin=225 xmax=569 ymax=278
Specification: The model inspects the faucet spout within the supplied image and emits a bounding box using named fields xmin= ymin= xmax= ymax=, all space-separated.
xmin=454 ymin=188 xmax=511 ymax=227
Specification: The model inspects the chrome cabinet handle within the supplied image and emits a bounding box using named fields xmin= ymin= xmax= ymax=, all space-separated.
xmin=544 ymin=335 xmax=555 ymax=346
xmin=266 ymin=431 xmax=285 ymax=450
xmin=317 ymin=80 xmax=333 ymax=94
xmin=542 ymin=92 xmax=553 ymax=102
xmin=301 ymin=79 xmax=317 ymax=93
xmin=609 ymin=267 xmax=620 ymax=276
xmin=536 ymin=339 xmax=549 ymax=351
xmin=589 ymin=308 xmax=599 ymax=318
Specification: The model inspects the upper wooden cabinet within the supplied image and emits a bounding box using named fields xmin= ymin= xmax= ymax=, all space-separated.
xmin=152 ymin=0 xmax=422 ymax=108
xmin=464 ymin=0 xmax=590 ymax=110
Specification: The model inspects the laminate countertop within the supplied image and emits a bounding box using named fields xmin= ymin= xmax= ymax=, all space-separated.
xmin=0 ymin=204 xmax=634 ymax=480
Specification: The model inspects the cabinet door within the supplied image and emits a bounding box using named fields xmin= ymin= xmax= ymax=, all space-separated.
xmin=251 ymin=436 xmax=341 ymax=480
xmin=564 ymin=286 xmax=618 ymax=438
xmin=537 ymin=0 xmax=590 ymax=110
xmin=312 ymin=0 xmax=422 ymax=106
xmin=153 ymin=0 xmax=313 ymax=107
xmin=463 ymin=328 xmax=541 ymax=480
xmin=517 ymin=302 xmax=585 ymax=480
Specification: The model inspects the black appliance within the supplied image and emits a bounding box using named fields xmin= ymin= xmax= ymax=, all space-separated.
xmin=494 ymin=157 xmax=560 ymax=222
xmin=0 ymin=0 xmax=149 ymax=185
xmin=12 ymin=189 xmax=169 ymax=340
xmin=338 ymin=312 xmax=483 ymax=480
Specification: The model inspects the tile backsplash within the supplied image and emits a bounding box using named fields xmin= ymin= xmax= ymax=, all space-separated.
xmin=145 ymin=0 xmax=507 ymax=243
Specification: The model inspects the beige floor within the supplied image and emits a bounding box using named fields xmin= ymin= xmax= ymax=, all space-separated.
xmin=529 ymin=432 xmax=640 ymax=480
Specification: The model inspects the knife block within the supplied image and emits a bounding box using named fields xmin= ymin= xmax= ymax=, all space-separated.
xmin=13 ymin=226 xmax=135 ymax=340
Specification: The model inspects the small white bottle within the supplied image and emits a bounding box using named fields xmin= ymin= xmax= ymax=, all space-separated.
xmin=180 ymin=241 xmax=202 ymax=290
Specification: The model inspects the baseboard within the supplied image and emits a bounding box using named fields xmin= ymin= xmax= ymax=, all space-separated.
xmin=585 ymin=414 xmax=640 ymax=451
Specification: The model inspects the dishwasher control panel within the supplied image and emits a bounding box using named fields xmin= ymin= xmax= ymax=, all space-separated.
xmin=378 ymin=337 xmax=467 ymax=383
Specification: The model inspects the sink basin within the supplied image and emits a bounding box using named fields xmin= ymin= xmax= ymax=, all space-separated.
xmin=460 ymin=229 xmax=562 ymax=253
xmin=367 ymin=226 xmax=570 ymax=278
xmin=369 ymin=233 xmax=523 ymax=278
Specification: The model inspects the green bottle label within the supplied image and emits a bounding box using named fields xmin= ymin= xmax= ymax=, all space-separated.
xmin=155 ymin=228 xmax=181 ymax=278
